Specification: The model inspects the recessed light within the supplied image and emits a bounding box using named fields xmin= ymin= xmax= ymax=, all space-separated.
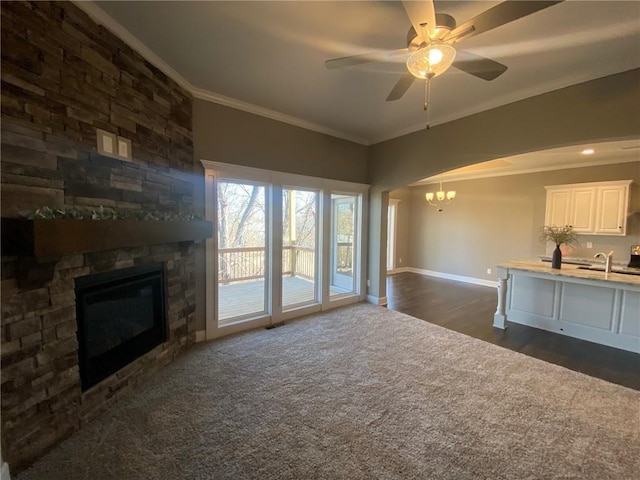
xmin=581 ymin=148 xmax=595 ymax=155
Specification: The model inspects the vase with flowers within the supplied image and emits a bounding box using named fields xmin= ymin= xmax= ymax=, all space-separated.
xmin=539 ymin=225 xmax=579 ymax=269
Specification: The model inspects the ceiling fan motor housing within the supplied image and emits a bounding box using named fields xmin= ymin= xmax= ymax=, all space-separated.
xmin=408 ymin=13 xmax=457 ymax=50
xmin=433 ymin=13 xmax=457 ymax=39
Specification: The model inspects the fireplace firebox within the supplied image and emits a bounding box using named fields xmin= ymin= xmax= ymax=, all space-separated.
xmin=75 ymin=263 xmax=167 ymax=390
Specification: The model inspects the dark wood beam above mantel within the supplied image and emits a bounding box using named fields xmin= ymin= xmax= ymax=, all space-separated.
xmin=1 ymin=218 xmax=213 ymax=288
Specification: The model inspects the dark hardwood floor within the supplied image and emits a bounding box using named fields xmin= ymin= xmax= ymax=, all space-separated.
xmin=386 ymin=272 xmax=640 ymax=391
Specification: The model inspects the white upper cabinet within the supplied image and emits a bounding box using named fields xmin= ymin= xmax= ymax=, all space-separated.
xmin=569 ymin=187 xmax=597 ymax=232
xmin=545 ymin=189 xmax=571 ymax=227
xmin=595 ymin=185 xmax=628 ymax=234
xmin=545 ymin=180 xmax=632 ymax=236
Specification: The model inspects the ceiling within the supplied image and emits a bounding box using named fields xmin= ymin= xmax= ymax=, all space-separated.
xmin=85 ymin=1 xmax=640 ymax=146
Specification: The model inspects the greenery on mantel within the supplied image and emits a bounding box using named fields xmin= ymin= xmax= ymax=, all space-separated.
xmin=18 ymin=206 xmax=203 ymax=221
xmin=539 ymin=225 xmax=579 ymax=247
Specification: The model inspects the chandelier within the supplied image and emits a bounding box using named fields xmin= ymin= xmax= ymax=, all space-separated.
xmin=425 ymin=180 xmax=456 ymax=212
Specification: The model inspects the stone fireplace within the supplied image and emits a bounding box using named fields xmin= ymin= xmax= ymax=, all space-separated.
xmin=0 ymin=1 xmax=208 ymax=472
xmin=1 ymin=236 xmax=207 ymax=471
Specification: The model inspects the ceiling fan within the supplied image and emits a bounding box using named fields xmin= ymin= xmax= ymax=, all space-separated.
xmin=325 ymin=0 xmax=564 ymax=108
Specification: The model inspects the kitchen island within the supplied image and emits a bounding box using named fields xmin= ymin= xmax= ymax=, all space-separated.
xmin=494 ymin=260 xmax=640 ymax=353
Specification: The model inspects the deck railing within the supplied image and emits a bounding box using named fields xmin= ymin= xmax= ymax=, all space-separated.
xmin=218 ymin=245 xmax=315 ymax=284
xmin=335 ymin=242 xmax=353 ymax=276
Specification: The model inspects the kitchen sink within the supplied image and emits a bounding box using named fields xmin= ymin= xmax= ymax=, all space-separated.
xmin=577 ymin=266 xmax=640 ymax=276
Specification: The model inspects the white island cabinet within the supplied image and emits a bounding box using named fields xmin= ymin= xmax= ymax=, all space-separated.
xmin=494 ymin=261 xmax=640 ymax=353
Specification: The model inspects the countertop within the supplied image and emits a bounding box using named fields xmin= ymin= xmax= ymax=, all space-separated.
xmin=498 ymin=260 xmax=640 ymax=287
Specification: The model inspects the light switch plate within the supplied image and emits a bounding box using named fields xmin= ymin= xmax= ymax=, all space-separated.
xmin=117 ymin=136 xmax=132 ymax=161
xmin=96 ymin=128 xmax=117 ymax=157
xmin=96 ymin=129 xmax=133 ymax=162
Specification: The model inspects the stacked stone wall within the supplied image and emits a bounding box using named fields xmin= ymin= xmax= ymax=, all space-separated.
xmin=1 ymin=1 xmax=197 ymax=471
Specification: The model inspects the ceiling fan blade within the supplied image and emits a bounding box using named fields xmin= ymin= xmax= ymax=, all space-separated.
xmin=387 ymin=73 xmax=416 ymax=101
xmin=325 ymin=53 xmax=384 ymax=70
xmin=325 ymin=48 xmax=408 ymax=70
xmin=453 ymin=50 xmax=508 ymax=81
xmin=402 ymin=0 xmax=436 ymax=41
xmin=447 ymin=1 xmax=564 ymax=44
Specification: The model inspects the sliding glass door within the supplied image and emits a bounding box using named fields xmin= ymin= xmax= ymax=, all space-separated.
xmin=217 ymin=180 xmax=268 ymax=324
xmin=203 ymin=160 xmax=368 ymax=337
xmin=282 ymin=188 xmax=319 ymax=310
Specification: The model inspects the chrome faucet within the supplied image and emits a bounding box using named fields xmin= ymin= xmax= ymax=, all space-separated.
xmin=594 ymin=250 xmax=614 ymax=273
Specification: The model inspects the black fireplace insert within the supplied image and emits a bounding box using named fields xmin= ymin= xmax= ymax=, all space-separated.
xmin=75 ymin=262 xmax=167 ymax=390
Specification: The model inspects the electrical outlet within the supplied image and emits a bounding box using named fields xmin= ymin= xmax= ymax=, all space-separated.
xmin=487 ymin=268 xmax=492 ymax=275
xmin=366 ymin=279 xmax=370 ymax=287
xmin=587 ymin=242 xmax=593 ymax=249
xmin=399 ymin=258 xmax=402 ymax=264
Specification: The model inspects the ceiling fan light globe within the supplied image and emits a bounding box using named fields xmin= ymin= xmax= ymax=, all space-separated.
xmin=428 ymin=48 xmax=444 ymax=65
xmin=406 ymin=43 xmax=456 ymax=80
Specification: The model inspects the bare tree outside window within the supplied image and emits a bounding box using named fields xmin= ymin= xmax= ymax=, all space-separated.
xmin=217 ymin=182 xmax=266 ymax=284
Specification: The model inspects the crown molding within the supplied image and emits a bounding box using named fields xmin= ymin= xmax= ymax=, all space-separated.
xmin=72 ymin=1 xmax=369 ymax=146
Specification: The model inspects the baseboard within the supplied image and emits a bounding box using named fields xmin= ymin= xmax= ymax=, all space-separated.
xmin=195 ymin=330 xmax=206 ymax=343
xmin=367 ymin=295 xmax=388 ymax=306
xmin=407 ymin=268 xmax=498 ymax=288
xmin=387 ymin=267 xmax=410 ymax=275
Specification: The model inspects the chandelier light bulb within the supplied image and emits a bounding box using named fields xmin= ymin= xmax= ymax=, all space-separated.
xmin=436 ymin=191 xmax=445 ymax=201
xmin=447 ymin=191 xmax=456 ymax=200
xmin=425 ymin=192 xmax=434 ymax=202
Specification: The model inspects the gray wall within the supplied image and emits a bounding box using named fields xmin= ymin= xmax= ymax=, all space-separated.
xmin=369 ymin=70 xmax=640 ymax=191
xmin=396 ymin=162 xmax=640 ymax=282
xmin=367 ymin=69 xmax=640 ymax=301
xmin=193 ymin=99 xmax=368 ymax=183
xmin=191 ymin=99 xmax=369 ymax=329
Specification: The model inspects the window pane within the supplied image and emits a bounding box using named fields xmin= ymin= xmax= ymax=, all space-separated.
xmin=217 ymin=181 xmax=267 ymax=323
xmin=282 ymin=188 xmax=318 ymax=308
xmin=331 ymin=194 xmax=357 ymax=296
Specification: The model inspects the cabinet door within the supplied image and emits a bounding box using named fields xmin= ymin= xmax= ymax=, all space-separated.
xmin=595 ymin=186 xmax=627 ymax=234
xmin=545 ymin=189 xmax=571 ymax=227
xmin=569 ymin=188 xmax=596 ymax=232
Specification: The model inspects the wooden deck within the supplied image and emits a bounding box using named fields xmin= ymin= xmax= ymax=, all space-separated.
xmin=219 ymin=276 xmax=347 ymax=323
xmin=218 ymin=276 xmax=315 ymax=322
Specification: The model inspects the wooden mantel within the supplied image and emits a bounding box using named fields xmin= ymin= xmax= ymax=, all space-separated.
xmin=1 ymin=218 xmax=213 ymax=288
